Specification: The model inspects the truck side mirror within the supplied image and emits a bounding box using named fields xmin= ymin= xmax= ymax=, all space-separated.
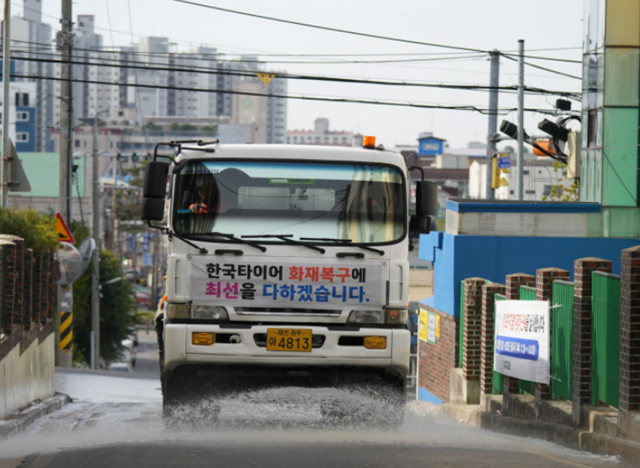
xmin=415 ymin=181 xmax=438 ymax=217
xmin=141 ymin=162 xmax=169 ymax=222
xmin=409 ymin=214 xmax=431 ymax=235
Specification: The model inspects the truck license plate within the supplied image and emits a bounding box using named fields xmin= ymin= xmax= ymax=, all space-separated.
xmin=266 ymin=328 xmax=312 ymax=352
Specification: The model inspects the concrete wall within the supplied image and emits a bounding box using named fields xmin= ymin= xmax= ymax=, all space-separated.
xmin=0 ymin=332 xmax=55 ymax=419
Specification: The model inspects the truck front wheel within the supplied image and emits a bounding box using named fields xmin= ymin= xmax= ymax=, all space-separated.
xmin=162 ymin=367 xmax=221 ymax=428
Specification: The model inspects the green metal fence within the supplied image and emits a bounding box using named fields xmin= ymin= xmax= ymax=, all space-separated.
xmin=492 ymin=293 xmax=506 ymax=394
xmin=551 ymin=280 xmax=574 ymax=401
xmin=517 ymin=285 xmax=537 ymax=395
xmin=591 ymin=271 xmax=621 ymax=408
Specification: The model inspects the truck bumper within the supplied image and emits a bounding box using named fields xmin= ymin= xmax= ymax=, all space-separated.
xmin=163 ymin=324 xmax=410 ymax=379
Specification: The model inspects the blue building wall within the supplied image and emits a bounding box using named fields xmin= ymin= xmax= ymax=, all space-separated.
xmin=419 ymin=231 xmax=640 ymax=317
xmin=15 ymin=106 xmax=36 ymax=152
xmin=417 ymin=136 xmax=445 ymax=156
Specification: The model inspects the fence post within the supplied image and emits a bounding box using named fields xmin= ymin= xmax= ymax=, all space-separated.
xmin=0 ymin=236 xmax=25 ymax=330
xmin=480 ymin=283 xmax=506 ymax=399
xmin=503 ymin=273 xmax=535 ymax=412
xmin=462 ymin=278 xmax=486 ymax=383
xmin=0 ymin=241 xmax=16 ymax=336
xmin=535 ymin=268 xmax=569 ymax=415
xmin=23 ymin=249 xmax=33 ymax=330
xmin=572 ymin=257 xmax=612 ymax=427
xmin=618 ymin=246 xmax=640 ymax=439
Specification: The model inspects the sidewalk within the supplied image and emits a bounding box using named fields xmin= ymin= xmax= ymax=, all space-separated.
xmin=435 ymin=394 xmax=640 ymax=466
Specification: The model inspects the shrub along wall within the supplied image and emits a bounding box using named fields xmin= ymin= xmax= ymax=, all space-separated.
xmin=0 ymin=208 xmax=57 ymax=419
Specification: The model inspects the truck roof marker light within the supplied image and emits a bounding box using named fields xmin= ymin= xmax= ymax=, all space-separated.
xmin=362 ymin=135 xmax=376 ymax=149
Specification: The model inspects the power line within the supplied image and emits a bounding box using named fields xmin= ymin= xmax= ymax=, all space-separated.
xmin=8 ymin=54 xmax=581 ymax=99
xmin=500 ymin=53 xmax=581 ymax=80
xmin=172 ymin=0 xmax=488 ymax=54
xmin=9 ymin=70 xmax=567 ymax=116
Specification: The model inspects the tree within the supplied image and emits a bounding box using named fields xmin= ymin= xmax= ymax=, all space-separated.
xmin=143 ymin=121 xmax=162 ymax=132
xmin=71 ymin=223 xmax=136 ymax=366
xmin=201 ymin=125 xmax=218 ymax=135
xmin=541 ymin=161 xmax=580 ymax=201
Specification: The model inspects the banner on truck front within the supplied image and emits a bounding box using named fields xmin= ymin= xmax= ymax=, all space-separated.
xmin=494 ymin=300 xmax=550 ymax=385
xmin=188 ymin=257 xmax=385 ymax=308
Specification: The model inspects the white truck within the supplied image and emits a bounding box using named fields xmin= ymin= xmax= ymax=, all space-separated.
xmin=141 ymin=138 xmax=436 ymax=427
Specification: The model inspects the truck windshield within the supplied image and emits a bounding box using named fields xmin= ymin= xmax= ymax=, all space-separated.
xmin=172 ymin=160 xmax=406 ymax=244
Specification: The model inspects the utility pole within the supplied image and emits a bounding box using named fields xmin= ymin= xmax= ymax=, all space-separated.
xmin=110 ymin=154 xmax=118 ymax=255
xmin=517 ymin=39 xmax=525 ymax=201
xmin=59 ymin=0 xmax=73 ymax=221
xmin=91 ymin=113 xmax=102 ymax=370
xmin=1 ymin=0 xmax=11 ymax=207
xmin=485 ymin=50 xmax=500 ymax=199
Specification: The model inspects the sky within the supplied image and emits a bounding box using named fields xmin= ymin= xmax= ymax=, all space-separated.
xmin=29 ymin=0 xmax=585 ymax=149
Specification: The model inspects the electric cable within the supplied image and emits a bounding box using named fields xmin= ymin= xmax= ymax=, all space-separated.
xmin=7 ymin=70 xmax=570 ymax=116
xmin=6 ymin=53 xmax=581 ymax=99
xmin=171 ymin=0 xmax=488 ymax=54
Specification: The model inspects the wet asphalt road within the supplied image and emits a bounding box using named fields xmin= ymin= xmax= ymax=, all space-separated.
xmin=0 ymin=329 xmax=634 ymax=468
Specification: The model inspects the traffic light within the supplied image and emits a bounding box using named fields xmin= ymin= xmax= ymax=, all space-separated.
xmin=491 ymin=155 xmax=510 ymax=189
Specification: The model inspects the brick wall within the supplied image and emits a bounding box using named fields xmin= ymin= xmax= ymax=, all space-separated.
xmin=480 ymin=283 xmax=505 ymax=396
xmin=0 ymin=237 xmax=55 ymax=361
xmin=619 ymin=246 xmax=640 ymax=412
xmin=0 ymin=241 xmax=16 ymax=335
xmin=572 ymin=258 xmax=612 ymax=413
xmin=535 ymin=267 xmax=569 ymax=401
xmin=418 ymin=304 xmax=458 ymax=403
xmin=503 ymin=274 xmax=535 ymax=395
xmin=462 ymin=278 xmax=485 ymax=382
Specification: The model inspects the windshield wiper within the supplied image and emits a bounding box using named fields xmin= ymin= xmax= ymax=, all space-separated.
xmin=243 ymin=234 xmax=325 ymax=254
xmin=301 ymin=237 xmax=384 ymax=255
xmin=193 ymin=232 xmax=267 ymax=252
xmin=166 ymin=229 xmax=208 ymax=254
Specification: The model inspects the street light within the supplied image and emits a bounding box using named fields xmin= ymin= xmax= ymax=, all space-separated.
xmin=79 ymin=109 xmax=109 ymax=370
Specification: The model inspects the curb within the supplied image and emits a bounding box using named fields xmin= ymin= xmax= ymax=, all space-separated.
xmin=435 ymin=404 xmax=640 ymax=465
xmin=0 ymin=393 xmax=70 ymax=440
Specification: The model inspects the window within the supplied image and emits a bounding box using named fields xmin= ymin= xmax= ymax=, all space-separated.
xmin=75 ymin=139 xmax=80 ymax=148
xmin=525 ymin=190 xmax=536 ymax=194
xmin=16 ymin=111 xmax=29 ymax=121
xmin=543 ymin=185 xmax=552 ymax=196
xmin=173 ymin=160 xmax=406 ymax=244
xmin=523 ymin=170 xmax=530 ymax=175
xmin=16 ymin=132 xmax=29 ymax=142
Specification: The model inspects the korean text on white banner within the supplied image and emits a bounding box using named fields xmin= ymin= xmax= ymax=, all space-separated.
xmin=188 ymin=257 xmax=385 ymax=308
xmin=494 ymin=300 xmax=550 ymax=385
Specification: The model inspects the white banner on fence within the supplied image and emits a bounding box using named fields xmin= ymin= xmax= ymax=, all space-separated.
xmin=494 ymin=300 xmax=550 ymax=385
xmin=187 ymin=257 xmax=385 ymax=308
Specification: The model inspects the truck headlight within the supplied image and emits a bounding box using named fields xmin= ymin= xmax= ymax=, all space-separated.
xmin=347 ymin=310 xmax=384 ymax=324
xmin=192 ymin=304 xmax=228 ymax=320
xmin=166 ymin=303 xmax=189 ymax=319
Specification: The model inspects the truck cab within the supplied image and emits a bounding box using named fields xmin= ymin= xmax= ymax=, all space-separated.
xmin=142 ymin=140 xmax=436 ymax=427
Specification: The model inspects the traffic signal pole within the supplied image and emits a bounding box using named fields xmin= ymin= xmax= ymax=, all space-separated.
xmin=485 ymin=51 xmax=500 ymax=200
xmin=517 ymin=39 xmax=525 ymax=201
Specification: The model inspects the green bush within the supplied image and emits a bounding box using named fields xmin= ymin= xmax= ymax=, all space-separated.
xmin=0 ymin=207 xmax=57 ymax=253
xmin=70 ymin=221 xmax=136 ymax=366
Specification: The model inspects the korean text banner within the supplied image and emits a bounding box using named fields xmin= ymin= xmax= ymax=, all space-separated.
xmin=187 ymin=257 xmax=385 ymax=307
xmin=494 ymin=300 xmax=550 ymax=385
